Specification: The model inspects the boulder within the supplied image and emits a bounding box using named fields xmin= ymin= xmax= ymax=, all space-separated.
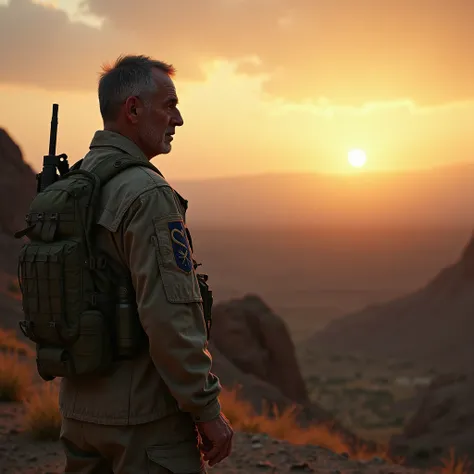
xmin=210 ymin=294 xmax=308 ymax=404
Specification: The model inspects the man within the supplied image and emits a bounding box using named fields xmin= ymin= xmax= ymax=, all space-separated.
xmin=58 ymin=55 xmax=233 ymax=473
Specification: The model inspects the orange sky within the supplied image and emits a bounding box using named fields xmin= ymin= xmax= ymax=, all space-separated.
xmin=1 ymin=0 xmax=474 ymax=180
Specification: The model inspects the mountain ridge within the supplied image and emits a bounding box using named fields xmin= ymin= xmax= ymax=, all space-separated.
xmin=305 ymin=231 xmax=474 ymax=373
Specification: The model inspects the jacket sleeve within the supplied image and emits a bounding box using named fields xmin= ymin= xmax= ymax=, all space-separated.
xmin=120 ymin=185 xmax=222 ymax=422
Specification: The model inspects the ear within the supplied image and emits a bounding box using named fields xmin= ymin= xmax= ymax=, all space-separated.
xmin=124 ymin=96 xmax=142 ymax=124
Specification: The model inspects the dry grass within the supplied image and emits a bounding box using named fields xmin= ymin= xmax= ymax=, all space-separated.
xmin=439 ymin=449 xmax=473 ymax=474
xmin=219 ymin=386 xmax=473 ymax=473
xmin=0 ymin=353 xmax=32 ymax=401
xmin=0 ymin=348 xmax=61 ymax=440
xmin=220 ymin=386 xmax=391 ymax=460
xmin=22 ymin=380 xmax=62 ymax=441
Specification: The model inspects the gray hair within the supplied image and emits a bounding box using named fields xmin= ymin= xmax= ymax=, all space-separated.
xmin=98 ymin=55 xmax=176 ymax=121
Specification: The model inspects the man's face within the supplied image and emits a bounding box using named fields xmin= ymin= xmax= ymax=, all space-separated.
xmin=136 ymin=68 xmax=184 ymax=158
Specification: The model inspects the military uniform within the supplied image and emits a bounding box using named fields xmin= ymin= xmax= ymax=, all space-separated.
xmin=58 ymin=130 xmax=221 ymax=473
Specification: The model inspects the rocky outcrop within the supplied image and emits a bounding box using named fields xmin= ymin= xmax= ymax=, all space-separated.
xmin=0 ymin=128 xmax=36 ymax=274
xmin=389 ymin=372 xmax=474 ymax=467
xmin=209 ymin=294 xmax=315 ymax=419
xmin=305 ymin=234 xmax=474 ymax=374
xmin=210 ymin=294 xmax=308 ymax=404
xmin=0 ymin=129 xmax=36 ymax=334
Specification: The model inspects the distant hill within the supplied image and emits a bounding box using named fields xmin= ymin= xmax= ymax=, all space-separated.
xmin=305 ymin=234 xmax=474 ymax=373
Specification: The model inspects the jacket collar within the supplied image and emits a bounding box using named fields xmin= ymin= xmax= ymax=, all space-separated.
xmin=89 ymin=130 xmax=150 ymax=164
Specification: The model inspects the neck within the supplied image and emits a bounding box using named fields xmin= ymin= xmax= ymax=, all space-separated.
xmin=104 ymin=122 xmax=129 ymax=137
xmin=103 ymin=123 xmax=153 ymax=161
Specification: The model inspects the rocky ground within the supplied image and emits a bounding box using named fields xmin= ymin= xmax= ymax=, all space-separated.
xmin=0 ymin=402 xmax=431 ymax=474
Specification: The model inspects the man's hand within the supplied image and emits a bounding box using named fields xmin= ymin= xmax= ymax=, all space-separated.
xmin=196 ymin=412 xmax=234 ymax=467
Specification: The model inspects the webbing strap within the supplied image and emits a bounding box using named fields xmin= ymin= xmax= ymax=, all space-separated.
xmin=71 ymin=153 xmax=164 ymax=186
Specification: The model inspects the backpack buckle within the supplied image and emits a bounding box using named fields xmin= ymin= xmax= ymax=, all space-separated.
xmin=19 ymin=320 xmax=37 ymax=341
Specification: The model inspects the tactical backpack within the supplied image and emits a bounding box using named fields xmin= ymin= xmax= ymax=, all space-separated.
xmin=14 ymin=154 xmax=160 ymax=381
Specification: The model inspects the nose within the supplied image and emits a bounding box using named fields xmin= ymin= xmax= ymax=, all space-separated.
xmin=172 ymin=108 xmax=184 ymax=127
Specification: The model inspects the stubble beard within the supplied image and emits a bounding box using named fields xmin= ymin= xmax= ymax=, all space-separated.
xmin=140 ymin=121 xmax=168 ymax=157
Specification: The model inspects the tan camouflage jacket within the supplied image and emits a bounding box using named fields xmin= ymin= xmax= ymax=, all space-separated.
xmin=59 ymin=130 xmax=222 ymax=425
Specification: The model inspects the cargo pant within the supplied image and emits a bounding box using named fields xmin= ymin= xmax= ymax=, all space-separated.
xmin=59 ymin=411 xmax=206 ymax=473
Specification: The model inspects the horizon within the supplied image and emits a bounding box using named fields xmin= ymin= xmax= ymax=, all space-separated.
xmin=5 ymin=123 xmax=474 ymax=230
xmin=3 ymin=123 xmax=474 ymax=183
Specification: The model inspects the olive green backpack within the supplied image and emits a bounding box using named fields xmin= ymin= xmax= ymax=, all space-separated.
xmin=14 ymin=154 xmax=159 ymax=381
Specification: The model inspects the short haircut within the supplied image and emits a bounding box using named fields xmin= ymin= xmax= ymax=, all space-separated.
xmin=98 ymin=55 xmax=176 ymax=121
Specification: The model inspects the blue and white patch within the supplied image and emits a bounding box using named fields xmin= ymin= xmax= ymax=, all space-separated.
xmin=168 ymin=221 xmax=193 ymax=273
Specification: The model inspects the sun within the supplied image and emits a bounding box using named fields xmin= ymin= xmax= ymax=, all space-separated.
xmin=347 ymin=149 xmax=367 ymax=168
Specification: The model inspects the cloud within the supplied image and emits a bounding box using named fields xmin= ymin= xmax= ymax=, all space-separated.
xmin=1 ymin=0 xmax=474 ymax=105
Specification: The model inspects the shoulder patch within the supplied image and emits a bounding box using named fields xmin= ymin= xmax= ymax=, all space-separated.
xmin=168 ymin=220 xmax=193 ymax=273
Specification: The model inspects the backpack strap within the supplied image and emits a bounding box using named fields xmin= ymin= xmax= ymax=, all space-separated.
xmin=68 ymin=153 xmax=163 ymax=186
xmin=69 ymin=159 xmax=84 ymax=172
xmin=91 ymin=153 xmax=164 ymax=185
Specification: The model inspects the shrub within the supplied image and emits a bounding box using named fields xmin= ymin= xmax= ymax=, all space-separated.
xmin=23 ymin=381 xmax=62 ymax=441
xmin=439 ymin=448 xmax=472 ymax=474
xmin=0 ymin=353 xmax=32 ymax=401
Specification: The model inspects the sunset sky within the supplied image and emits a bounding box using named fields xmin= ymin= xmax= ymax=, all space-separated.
xmin=1 ymin=0 xmax=474 ymax=181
